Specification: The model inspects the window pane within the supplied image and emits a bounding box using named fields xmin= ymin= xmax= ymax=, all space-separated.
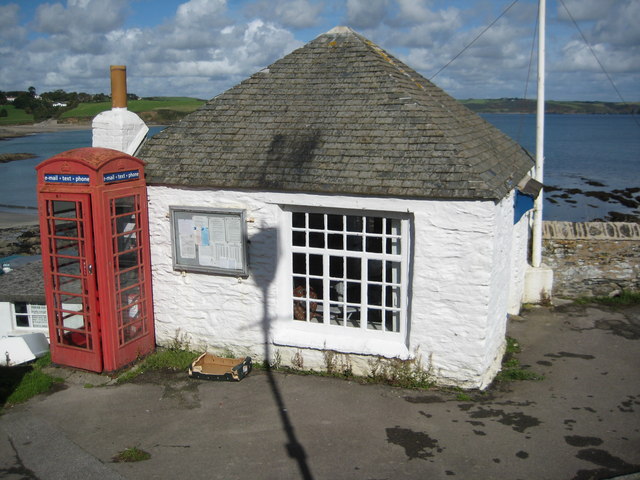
xmin=367 ymin=309 xmax=382 ymax=330
xmin=292 ymin=212 xmax=305 ymax=228
xmin=114 ymin=196 xmax=135 ymax=214
xmin=386 ymin=285 xmax=401 ymax=308
xmin=346 ymin=235 xmax=362 ymax=251
xmin=293 ymin=253 xmax=306 ymax=274
xmin=52 ymin=201 xmax=77 ymax=218
xmin=386 ymin=261 xmax=401 ymax=283
xmin=386 ymin=237 xmax=401 ymax=255
xmin=366 ymin=217 xmax=383 ymax=233
xmin=309 ymin=232 xmax=324 ymax=248
xmin=309 ymin=254 xmax=323 ymax=276
xmin=346 ymin=258 xmax=361 ymax=279
xmin=309 ymin=213 xmax=324 ymax=230
xmin=16 ymin=315 xmax=29 ymax=327
xmin=368 ymin=260 xmax=382 ymax=282
xmin=329 ymin=256 xmax=344 ymax=278
xmin=54 ymin=219 xmax=79 ymax=238
xmin=346 ymin=282 xmax=360 ymax=303
xmin=369 ymin=284 xmax=382 ymax=306
xmin=292 ymin=231 xmax=306 ymax=246
xmin=14 ymin=302 xmax=28 ymax=314
xmin=366 ymin=236 xmax=382 ymax=253
xmin=327 ymin=233 xmax=343 ymax=250
xmin=327 ymin=215 xmax=343 ymax=231
xmin=385 ymin=310 xmax=400 ymax=332
xmin=346 ymin=216 xmax=362 ymax=232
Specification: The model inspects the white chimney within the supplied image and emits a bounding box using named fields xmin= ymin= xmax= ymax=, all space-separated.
xmin=92 ymin=65 xmax=149 ymax=155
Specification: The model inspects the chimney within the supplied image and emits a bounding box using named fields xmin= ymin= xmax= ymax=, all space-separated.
xmin=92 ymin=65 xmax=149 ymax=155
xmin=110 ymin=65 xmax=128 ymax=109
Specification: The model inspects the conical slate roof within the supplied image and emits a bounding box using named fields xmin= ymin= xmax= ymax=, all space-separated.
xmin=140 ymin=26 xmax=533 ymax=200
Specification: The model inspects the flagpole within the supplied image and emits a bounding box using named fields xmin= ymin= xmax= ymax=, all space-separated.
xmin=532 ymin=0 xmax=545 ymax=268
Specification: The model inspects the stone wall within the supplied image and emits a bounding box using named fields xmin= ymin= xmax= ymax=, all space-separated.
xmin=543 ymin=221 xmax=640 ymax=298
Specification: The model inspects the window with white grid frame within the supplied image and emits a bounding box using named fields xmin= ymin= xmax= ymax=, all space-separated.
xmin=13 ymin=302 xmax=48 ymax=329
xmin=290 ymin=209 xmax=409 ymax=334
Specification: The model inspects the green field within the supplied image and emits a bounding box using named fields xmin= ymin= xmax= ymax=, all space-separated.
xmin=0 ymin=105 xmax=34 ymax=125
xmin=61 ymin=97 xmax=206 ymax=119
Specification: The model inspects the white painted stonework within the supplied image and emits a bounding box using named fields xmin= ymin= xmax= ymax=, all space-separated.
xmin=147 ymin=186 xmax=528 ymax=389
xmin=92 ymin=108 xmax=148 ymax=155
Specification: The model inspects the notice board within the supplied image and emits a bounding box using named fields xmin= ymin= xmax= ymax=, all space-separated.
xmin=170 ymin=206 xmax=248 ymax=276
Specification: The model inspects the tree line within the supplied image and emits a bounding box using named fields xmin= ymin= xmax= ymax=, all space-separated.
xmin=0 ymin=87 xmax=139 ymax=122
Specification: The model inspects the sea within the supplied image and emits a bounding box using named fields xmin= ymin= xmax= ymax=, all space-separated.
xmin=0 ymin=115 xmax=638 ymax=222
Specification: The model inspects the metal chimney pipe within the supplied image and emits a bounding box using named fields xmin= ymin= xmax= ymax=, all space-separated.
xmin=110 ymin=65 xmax=127 ymax=109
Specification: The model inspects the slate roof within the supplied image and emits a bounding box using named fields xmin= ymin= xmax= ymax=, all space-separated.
xmin=0 ymin=260 xmax=45 ymax=304
xmin=140 ymin=26 xmax=534 ymax=201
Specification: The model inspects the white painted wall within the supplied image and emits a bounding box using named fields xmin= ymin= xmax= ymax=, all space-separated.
xmin=0 ymin=302 xmax=12 ymax=338
xmin=147 ymin=186 xmax=524 ymax=388
xmin=509 ymin=210 xmax=531 ymax=314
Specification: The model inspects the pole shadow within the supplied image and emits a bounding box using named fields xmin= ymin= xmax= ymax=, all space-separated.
xmin=250 ymin=227 xmax=314 ymax=480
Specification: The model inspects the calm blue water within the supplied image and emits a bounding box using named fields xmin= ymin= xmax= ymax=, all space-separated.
xmin=0 ymin=126 xmax=164 ymax=213
xmin=481 ymin=114 xmax=640 ymax=221
xmin=0 ymin=117 xmax=638 ymax=221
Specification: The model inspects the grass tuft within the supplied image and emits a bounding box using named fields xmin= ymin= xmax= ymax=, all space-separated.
xmin=1 ymin=353 xmax=63 ymax=408
xmin=112 ymin=446 xmax=151 ymax=463
xmin=574 ymin=290 xmax=640 ymax=307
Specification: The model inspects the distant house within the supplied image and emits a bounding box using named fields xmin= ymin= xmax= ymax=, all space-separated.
xmin=138 ymin=26 xmax=534 ymax=388
xmin=0 ymin=260 xmax=48 ymax=339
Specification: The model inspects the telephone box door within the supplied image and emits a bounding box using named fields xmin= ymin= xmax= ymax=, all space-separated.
xmin=39 ymin=193 xmax=103 ymax=372
xmin=100 ymin=188 xmax=155 ymax=370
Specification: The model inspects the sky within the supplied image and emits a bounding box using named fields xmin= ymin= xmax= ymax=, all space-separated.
xmin=1 ymin=0 xmax=638 ymax=102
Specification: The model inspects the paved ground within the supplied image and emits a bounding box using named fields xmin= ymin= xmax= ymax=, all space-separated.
xmin=1 ymin=302 xmax=639 ymax=480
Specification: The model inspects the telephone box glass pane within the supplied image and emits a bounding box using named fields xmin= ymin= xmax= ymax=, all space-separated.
xmin=47 ymin=200 xmax=93 ymax=351
xmin=110 ymin=194 xmax=146 ymax=346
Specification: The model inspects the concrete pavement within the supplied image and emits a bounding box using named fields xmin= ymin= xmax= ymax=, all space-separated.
xmin=1 ymin=302 xmax=639 ymax=479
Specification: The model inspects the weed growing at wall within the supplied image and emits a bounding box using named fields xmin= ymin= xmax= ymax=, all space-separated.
xmin=367 ymin=355 xmax=435 ymax=389
xmin=494 ymin=336 xmax=543 ymax=383
xmin=574 ymin=290 xmax=640 ymax=307
xmin=116 ymin=332 xmax=198 ymax=383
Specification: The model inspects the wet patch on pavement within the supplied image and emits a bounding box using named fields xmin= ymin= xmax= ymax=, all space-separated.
xmin=459 ymin=406 xmax=542 ymax=433
xmin=564 ymin=436 xmax=603 ymax=447
xmin=543 ymin=352 xmax=595 ymax=360
xmin=516 ymin=450 xmax=529 ymax=459
xmin=385 ymin=427 xmax=443 ymax=460
xmin=571 ymin=448 xmax=640 ymax=480
xmin=404 ymin=395 xmax=445 ymax=404
xmin=617 ymin=395 xmax=639 ymax=413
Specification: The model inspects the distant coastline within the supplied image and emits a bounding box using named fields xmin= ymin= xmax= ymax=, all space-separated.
xmin=461 ymin=98 xmax=640 ymax=115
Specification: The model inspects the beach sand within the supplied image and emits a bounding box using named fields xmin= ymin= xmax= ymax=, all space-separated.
xmin=0 ymin=211 xmax=39 ymax=229
xmin=0 ymin=120 xmax=89 ymax=140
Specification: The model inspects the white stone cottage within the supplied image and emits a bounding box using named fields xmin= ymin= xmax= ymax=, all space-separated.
xmin=138 ymin=27 xmax=535 ymax=389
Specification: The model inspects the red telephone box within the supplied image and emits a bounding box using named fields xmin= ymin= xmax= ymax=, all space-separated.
xmin=36 ymin=147 xmax=155 ymax=372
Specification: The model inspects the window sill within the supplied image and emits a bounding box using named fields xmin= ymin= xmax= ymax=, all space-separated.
xmin=272 ymin=323 xmax=409 ymax=360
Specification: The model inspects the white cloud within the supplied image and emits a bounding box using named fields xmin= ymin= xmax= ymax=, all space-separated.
xmin=34 ymin=0 xmax=130 ymax=34
xmin=0 ymin=4 xmax=27 ymax=46
xmin=346 ymin=0 xmax=388 ymax=29
xmin=244 ymin=0 xmax=324 ymax=29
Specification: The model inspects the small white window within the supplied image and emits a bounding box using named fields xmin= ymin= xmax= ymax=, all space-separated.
xmin=13 ymin=302 xmax=48 ymax=330
xmin=289 ymin=209 xmax=409 ymax=335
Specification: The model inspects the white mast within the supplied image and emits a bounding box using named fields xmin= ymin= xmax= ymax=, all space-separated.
xmin=532 ymin=0 xmax=545 ymax=268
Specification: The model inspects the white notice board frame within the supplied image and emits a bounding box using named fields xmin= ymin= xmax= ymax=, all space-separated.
xmin=170 ymin=206 xmax=248 ymax=277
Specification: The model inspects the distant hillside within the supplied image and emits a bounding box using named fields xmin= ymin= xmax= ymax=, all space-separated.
xmin=59 ymin=97 xmax=206 ymax=124
xmin=460 ymin=98 xmax=640 ymax=115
